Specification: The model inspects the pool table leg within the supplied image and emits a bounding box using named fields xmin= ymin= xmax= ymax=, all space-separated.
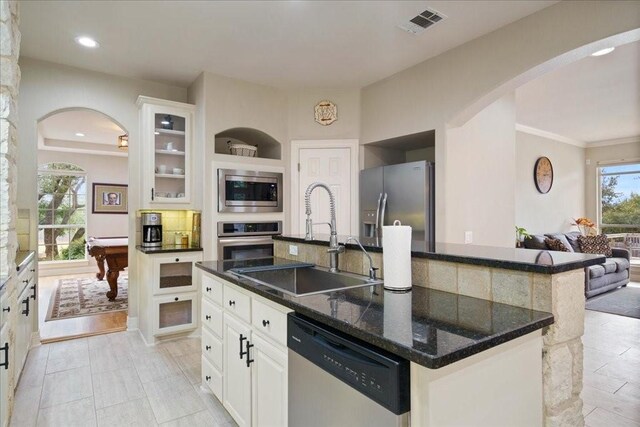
xmin=95 ymin=254 xmax=106 ymax=280
xmin=106 ymin=269 xmax=119 ymax=301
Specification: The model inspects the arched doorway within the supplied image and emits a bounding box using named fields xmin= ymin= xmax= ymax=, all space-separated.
xmin=36 ymin=108 xmax=129 ymax=342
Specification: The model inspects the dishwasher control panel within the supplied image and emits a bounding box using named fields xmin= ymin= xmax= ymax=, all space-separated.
xmin=288 ymin=313 xmax=410 ymax=415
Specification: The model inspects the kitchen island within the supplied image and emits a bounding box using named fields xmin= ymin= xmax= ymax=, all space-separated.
xmin=270 ymin=235 xmax=601 ymax=426
xmin=196 ymin=242 xmax=594 ymax=426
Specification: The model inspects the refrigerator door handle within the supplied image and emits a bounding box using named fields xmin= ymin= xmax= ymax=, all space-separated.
xmin=379 ymin=193 xmax=388 ymax=233
xmin=374 ymin=193 xmax=383 ymax=237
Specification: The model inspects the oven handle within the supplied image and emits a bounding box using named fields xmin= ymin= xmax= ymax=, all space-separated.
xmin=226 ymin=175 xmax=278 ymax=184
xmin=217 ymin=236 xmax=276 ymax=247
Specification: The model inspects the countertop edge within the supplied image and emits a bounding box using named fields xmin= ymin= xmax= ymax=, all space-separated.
xmin=272 ymin=235 xmax=605 ymax=274
xmin=196 ymin=262 xmax=554 ymax=369
xmin=135 ymin=245 xmax=203 ymax=254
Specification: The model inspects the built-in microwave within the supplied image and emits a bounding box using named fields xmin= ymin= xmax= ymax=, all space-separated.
xmin=218 ymin=169 xmax=283 ymax=213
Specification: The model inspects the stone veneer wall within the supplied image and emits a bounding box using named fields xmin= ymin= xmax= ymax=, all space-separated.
xmin=0 ymin=0 xmax=20 ymax=421
xmin=274 ymin=240 xmax=585 ymax=426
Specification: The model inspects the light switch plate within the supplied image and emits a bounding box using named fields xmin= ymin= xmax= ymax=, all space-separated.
xmin=289 ymin=244 xmax=299 ymax=256
xmin=464 ymin=231 xmax=473 ymax=244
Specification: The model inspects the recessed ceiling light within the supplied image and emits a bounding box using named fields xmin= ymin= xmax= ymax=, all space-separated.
xmin=75 ymin=132 xmax=85 ymax=137
xmin=74 ymin=36 xmax=99 ymax=48
xmin=591 ymin=47 xmax=615 ymax=57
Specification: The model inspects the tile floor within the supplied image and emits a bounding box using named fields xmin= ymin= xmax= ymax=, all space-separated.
xmin=9 ymin=287 xmax=640 ymax=427
xmin=9 ymin=331 xmax=237 ymax=427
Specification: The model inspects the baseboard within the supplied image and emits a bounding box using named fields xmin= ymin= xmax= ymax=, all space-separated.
xmin=39 ymin=264 xmax=96 ymax=277
xmin=127 ymin=316 xmax=139 ymax=331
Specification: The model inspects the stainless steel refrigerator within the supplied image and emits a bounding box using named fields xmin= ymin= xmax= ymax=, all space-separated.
xmin=360 ymin=160 xmax=435 ymax=244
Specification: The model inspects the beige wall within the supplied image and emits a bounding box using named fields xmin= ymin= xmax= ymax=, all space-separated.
xmin=585 ymin=140 xmax=640 ymax=224
xmin=287 ymin=89 xmax=360 ymax=140
xmin=445 ymin=94 xmax=516 ymax=247
xmin=37 ymin=150 xmax=129 ymax=239
xmin=515 ymin=132 xmax=586 ymax=235
xmin=18 ymin=57 xmax=187 ymax=322
xmin=360 ymin=1 xmax=640 ymax=243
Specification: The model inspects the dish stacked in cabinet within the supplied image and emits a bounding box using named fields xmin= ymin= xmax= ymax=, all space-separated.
xmin=137 ymin=252 xmax=202 ymax=345
xmin=200 ymin=271 xmax=291 ymax=427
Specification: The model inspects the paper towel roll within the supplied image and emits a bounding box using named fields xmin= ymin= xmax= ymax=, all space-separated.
xmin=383 ymin=290 xmax=413 ymax=346
xmin=382 ymin=220 xmax=412 ymax=290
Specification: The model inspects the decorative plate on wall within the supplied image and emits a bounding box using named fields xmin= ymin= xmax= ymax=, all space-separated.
xmin=314 ymin=100 xmax=337 ymax=126
xmin=534 ymin=156 xmax=553 ymax=194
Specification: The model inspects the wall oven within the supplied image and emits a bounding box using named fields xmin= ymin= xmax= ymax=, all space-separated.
xmin=218 ymin=169 xmax=283 ymax=213
xmin=217 ymin=221 xmax=282 ymax=260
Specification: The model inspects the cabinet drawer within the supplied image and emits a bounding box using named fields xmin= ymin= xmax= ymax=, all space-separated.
xmin=201 ymin=298 xmax=223 ymax=338
xmin=202 ymin=355 xmax=222 ymax=400
xmin=202 ymin=327 xmax=223 ymax=370
xmin=251 ymin=299 xmax=289 ymax=347
xmin=0 ymin=292 xmax=9 ymax=330
xmin=223 ymin=284 xmax=251 ymax=323
xmin=202 ymin=274 xmax=223 ymax=306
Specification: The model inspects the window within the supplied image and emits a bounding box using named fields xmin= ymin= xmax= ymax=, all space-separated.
xmin=37 ymin=163 xmax=87 ymax=262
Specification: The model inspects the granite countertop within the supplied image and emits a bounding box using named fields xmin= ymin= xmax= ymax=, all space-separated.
xmin=196 ymin=257 xmax=554 ymax=369
xmin=16 ymin=250 xmax=36 ymax=272
xmin=274 ymin=234 xmax=605 ymax=274
xmin=136 ymin=245 xmax=203 ymax=254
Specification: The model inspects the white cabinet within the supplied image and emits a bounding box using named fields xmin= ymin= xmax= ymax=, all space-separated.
xmin=1 ymin=324 xmax=9 ymax=427
xmin=251 ymin=333 xmax=288 ymax=427
xmin=200 ymin=272 xmax=291 ymax=427
xmin=138 ymin=251 xmax=202 ymax=344
xmin=223 ymin=313 xmax=253 ymax=427
xmin=137 ymin=96 xmax=195 ymax=209
xmin=14 ymin=260 xmax=35 ymax=384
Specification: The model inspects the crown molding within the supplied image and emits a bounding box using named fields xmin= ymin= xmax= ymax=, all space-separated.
xmin=587 ymin=136 xmax=640 ymax=148
xmin=515 ymin=124 xmax=586 ymax=148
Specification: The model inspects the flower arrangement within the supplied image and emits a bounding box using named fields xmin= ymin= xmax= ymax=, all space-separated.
xmin=572 ymin=217 xmax=596 ymax=236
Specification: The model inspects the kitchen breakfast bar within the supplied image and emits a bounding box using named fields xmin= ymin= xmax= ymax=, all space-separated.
xmin=196 ymin=236 xmax=603 ymax=426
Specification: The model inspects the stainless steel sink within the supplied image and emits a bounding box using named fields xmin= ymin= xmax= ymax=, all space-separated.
xmin=230 ymin=264 xmax=383 ymax=297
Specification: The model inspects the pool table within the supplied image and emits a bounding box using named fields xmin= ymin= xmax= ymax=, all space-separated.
xmin=86 ymin=237 xmax=128 ymax=301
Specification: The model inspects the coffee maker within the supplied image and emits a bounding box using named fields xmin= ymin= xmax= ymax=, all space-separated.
xmin=142 ymin=212 xmax=163 ymax=248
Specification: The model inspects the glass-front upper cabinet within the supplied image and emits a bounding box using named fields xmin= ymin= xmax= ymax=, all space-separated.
xmin=137 ymin=96 xmax=195 ymax=208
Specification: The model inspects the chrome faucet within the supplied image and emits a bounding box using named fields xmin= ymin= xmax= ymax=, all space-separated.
xmin=345 ymin=236 xmax=379 ymax=281
xmin=304 ymin=182 xmax=344 ymax=272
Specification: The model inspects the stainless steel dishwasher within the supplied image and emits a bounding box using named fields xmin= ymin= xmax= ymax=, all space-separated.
xmin=288 ymin=313 xmax=410 ymax=427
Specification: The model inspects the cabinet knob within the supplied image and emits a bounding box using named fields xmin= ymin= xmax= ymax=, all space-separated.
xmin=30 ymin=268 xmax=36 ymax=272
xmin=262 ymin=319 xmax=270 ymax=327
xmin=205 ymin=375 xmax=211 ymax=381
xmin=2 ymin=307 xmax=9 ymax=313
xmin=206 ymin=287 xmax=211 ymax=292
xmin=174 ymin=297 xmax=179 ymax=302
xmin=229 ymin=300 xmax=235 ymax=307
xmin=22 ymin=279 xmax=28 ymax=284
xmin=205 ymin=315 xmax=211 ymax=320
xmin=205 ymin=345 xmax=211 ymax=351
xmin=175 ymin=258 xmax=180 ymax=262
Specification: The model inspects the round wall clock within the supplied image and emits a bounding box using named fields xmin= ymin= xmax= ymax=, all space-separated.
xmin=534 ymin=156 xmax=553 ymax=194
xmin=314 ymin=100 xmax=337 ymax=126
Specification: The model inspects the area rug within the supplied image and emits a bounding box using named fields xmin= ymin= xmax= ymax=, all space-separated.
xmin=46 ymin=275 xmax=128 ymax=321
xmin=585 ymin=285 xmax=640 ymax=319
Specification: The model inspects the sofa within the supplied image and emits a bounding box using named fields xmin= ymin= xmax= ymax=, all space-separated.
xmin=523 ymin=231 xmax=631 ymax=298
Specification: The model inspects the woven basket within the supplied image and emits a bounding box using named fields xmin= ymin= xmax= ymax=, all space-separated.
xmin=228 ymin=142 xmax=257 ymax=157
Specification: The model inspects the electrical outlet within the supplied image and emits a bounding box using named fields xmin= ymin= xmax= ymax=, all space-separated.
xmin=464 ymin=231 xmax=473 ymax=244
xmin=289 ymin=244 xmax=299 ymax=256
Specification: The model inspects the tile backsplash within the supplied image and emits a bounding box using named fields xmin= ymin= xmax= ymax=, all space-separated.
xmin=136 ymin=209 xmax=201 ymax=247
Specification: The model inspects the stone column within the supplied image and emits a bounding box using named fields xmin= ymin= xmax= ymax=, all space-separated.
xmin=1 ymin=0 xmax=21 ymax=420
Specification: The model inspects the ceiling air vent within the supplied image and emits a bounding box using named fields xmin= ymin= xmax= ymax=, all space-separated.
xmin=398 ymin=8 xmax=446 ymax=35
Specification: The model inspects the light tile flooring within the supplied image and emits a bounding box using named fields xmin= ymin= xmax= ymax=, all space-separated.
xmin=9 ymin=290 xmax=640 ymax=427
xmin=582 ymin=291 xmax=640 ymax=427
xmin=9 ymin=331 xmax=237 ymax=427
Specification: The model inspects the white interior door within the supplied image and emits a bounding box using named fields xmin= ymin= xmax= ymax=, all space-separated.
xmin=297 ymin=147 xmax=352 ymax=236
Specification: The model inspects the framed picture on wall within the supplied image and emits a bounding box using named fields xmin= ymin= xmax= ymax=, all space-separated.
xmin=92 ymin=183 xmax=128 ymax=214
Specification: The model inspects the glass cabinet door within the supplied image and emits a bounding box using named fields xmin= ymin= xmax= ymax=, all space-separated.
xmin=153 ymin=255 xmax=199 ymax=295
xmin=153 ymin=111 xmax=188 ymax=203
xmin=154 ymin=293 xmax=197 ymax=336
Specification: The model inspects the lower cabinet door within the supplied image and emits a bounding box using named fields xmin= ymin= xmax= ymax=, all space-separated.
xmin=223 ymin=313 xmax=252 ymax=427
xmin=1 ymin=326 xmax=9 ymax=427
xmin=251 ymin=333 xmax=288 ymax=427
xmin=153 ymin=292 xmax=198 ymax=336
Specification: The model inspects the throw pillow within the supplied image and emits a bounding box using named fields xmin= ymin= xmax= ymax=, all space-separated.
xmin=523 ymin=235 xmax=548 ymax=250
xmin=545 ymin=237 xmax=570 ymax=252
xmin=564 ymin=232 xmax=583 ymax=252
xmin=578 ymin=234 xmax=612 ymax=257
xmin=544 ymin=233 xmax=575 ymax=252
